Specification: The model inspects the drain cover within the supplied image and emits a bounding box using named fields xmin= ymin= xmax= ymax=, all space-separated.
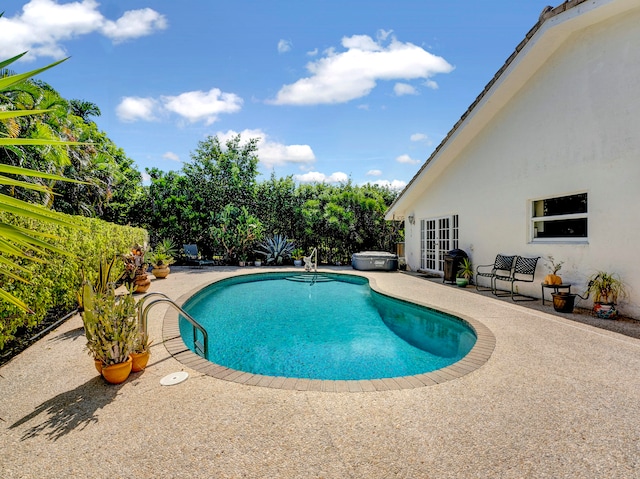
xmin=160 ymin=371 xmax=189 ymax=386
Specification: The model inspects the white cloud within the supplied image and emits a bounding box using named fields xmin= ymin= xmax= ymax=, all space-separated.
xmin=101 ymin=8 xmax=167 ymax=44
xmin=295 ymin=171 xmax=349 ymax=184
xmin=116 ymin=96 xmax=160 ymax=122
xmin=0 ymin=0 xmax=167 ymax=60
xmin=396 ymin=154 xmax=420 ymax=165
xmin=270 ymin=32 xmax=453 ymax=105
xmin=366 ymin=169 xmax=382 ymax=176
xmin=410 ymin=133 xmax=428 ymax=142
xmin=163 ymin=151 xmax=180 ymax=162
xmin=394 ymin=82 xmax=417 ymax=96
xmin=161 ymin=89 xmax=243 ymax=125
xmin=278 ymin=39 xmax=292 ymax=53
xmin=117 ymin=88 xmax=242 ymax=124
xmin=424 ymin=79 xmax=439 ymax=90
xmin=306 ymin=48 xmax=318 ymax=56
xmin=370 ymin=179 xmax=407 ymax=190
xmin=215 ymin=129 xmax=316 ymax=169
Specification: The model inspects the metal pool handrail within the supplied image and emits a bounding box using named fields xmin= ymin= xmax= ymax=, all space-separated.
xmin=137 ymin=293 xmax=209 ymax=360
xmin=304 ymin=247 xmax=317 ymax=272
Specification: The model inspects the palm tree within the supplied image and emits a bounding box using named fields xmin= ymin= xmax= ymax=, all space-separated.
xmin=0 ymin=52 xmax=84 ymax=311
xmin=69 ymin=99 xmax=101 ymax=124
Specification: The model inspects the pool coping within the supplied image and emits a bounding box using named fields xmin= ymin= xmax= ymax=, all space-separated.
xmin=162 ymin=269 xmax=496 ymax=392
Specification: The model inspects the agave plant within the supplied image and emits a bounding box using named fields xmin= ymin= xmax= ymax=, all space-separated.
xmin=255 ymin=234 xmax=295 ymax=265
xmin=0 ymin=51 xmax=84 ymax=311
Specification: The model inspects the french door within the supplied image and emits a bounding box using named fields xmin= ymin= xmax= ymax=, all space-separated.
xmin=420 ymin=215 xmax=458 ymax=272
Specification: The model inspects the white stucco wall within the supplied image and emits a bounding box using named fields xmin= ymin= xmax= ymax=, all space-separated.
xmin=402 ymin=7 xmax=640 ymax=317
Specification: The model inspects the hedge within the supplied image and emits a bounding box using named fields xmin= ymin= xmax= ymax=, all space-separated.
xmin=0 ymin=212 xmax=148 ymax=350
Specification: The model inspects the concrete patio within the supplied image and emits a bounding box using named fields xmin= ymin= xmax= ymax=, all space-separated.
xmin=2 ymin=266 xmax=639 ymax=478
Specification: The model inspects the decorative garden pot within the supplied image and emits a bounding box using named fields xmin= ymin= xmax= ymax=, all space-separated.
xmin=94 ymin=359 xmax=103 ymax=374
xmin=594 ymin=302 xmax=617 ymax=319
xmin=134 ymin=273 xmax=151 ymax=294
xmin=294 ymin=259 xmax=302 ymax=267
xmin=238 ymin=261 xmax=246 ymax=267
xmin=101 ymin=356 xmax=133 ymax=384
xmin=544 ymin=274 xmax=563 ymax=285
xmin=130 ymin=351 xmax=150 ymax=372
xmin=152 ymin=265 xmax=170 ymax=279
xmin=455 ymin=278 xmax=469 ymax=288
xmin=552 ymin=292 xmax=576 ymax=313
xmin=254 ymin=260 xmax=262 ymax=267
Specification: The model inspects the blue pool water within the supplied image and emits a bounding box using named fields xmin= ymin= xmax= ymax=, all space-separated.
xmin=181 ymin=273 xmax=476 ymax=380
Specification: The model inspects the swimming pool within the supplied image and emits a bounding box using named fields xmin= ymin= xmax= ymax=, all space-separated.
xmin=179 ymin=272 xmax=477 ymax=381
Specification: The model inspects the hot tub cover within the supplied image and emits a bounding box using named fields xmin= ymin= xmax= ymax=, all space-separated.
xmin=352 ymin=251 xmax=398 ymax=271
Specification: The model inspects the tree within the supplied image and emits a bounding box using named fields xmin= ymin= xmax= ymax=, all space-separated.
xmin=69 ymin=99 xmax=101 ymax=124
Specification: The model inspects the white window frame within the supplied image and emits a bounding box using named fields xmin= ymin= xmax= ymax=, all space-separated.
xmin=420 ymin=215 xmax=459 ymax=272
xmin=530 ymin=192 xmax=588 ymax=244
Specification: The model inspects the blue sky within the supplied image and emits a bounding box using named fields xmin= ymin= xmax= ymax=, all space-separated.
xmin=1 ymin=0 xmax=554 ymax=188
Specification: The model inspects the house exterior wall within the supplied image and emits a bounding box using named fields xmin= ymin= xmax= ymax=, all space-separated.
xmin=403 ymin=8 xmax=640 ymax=317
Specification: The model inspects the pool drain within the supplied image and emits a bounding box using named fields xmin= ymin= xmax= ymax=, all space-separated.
xmin=160 ymin=371 xmax=189 ymax=386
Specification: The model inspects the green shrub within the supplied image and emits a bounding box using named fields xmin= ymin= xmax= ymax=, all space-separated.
xmin=0 ymin=211 xmax=147 ymax=350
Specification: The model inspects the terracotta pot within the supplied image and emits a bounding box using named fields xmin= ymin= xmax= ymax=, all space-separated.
xmin=94 ymin=359 xmax=103 ymax=374
xmin=131 ymin=350 xmax=150 ymax=372
xmin=101 ymin=356 xmax=133 ymax=384
xmin=134 ymin=273 xmax=151 ymax=293
xmin=152 ymin=265 xmax=170 ymax=279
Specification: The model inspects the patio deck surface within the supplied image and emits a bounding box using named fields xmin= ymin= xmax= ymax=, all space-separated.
xmin=2 ymin=266 xmax=639 ymax=478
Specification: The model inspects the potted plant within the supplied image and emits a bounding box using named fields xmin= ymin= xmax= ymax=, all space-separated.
xmin=544 ymin=255 xmax=564 ymax=285
xmin=586 ymin=271 xmax=627 ymax=319
xmin=456 ymin=258 xmax=473 ymax=287
xmin=238 ymin=253 xmax=248 ymax=267
xmin=148 ymin=239 xmax=176 ymax=279
xmin=131 ymin=330 xmax=152 ymax=372
xmin=291 ymin=248 xmax=304 ymax=267
xmin=78 ymin=257 xmax=139 ymax=384
xmin=121 ymin=243 xmax=151 ymax=293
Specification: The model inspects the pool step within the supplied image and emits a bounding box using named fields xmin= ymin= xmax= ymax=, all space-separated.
xmin=285 ymin=274 xmax=334 ymax=283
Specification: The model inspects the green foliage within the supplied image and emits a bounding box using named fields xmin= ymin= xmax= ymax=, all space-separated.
xmin=457 ymin=258 xmax=474 ymax=280
xmin=255 ymin=234 xmax=296 ymax=265
xmin=587 ymin=271 xmax=627 ymax=305
xmin=0 ymin=54 xmax=88 ymax=310
xmin=79 ymin=257 xmax=138 ymax=366
xmin=148 ymin=239 xmax=177 ymax=268
xmin=0 ymin=210 xmax=146 ymax=350
xmin=209 ymin=204 xmax=264 ymax=262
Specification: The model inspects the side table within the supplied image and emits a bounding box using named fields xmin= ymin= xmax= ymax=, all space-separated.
xmin=541 ymin=283 xmax=571 ymax=305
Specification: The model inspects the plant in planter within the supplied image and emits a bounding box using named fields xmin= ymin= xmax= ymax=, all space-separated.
xmin=121 ymin=243 xmax=151 ymax=293
xmin=544 ymin=255 xmax=564 ymax=285
xmin=586 ymin=271 xmax=627 ymax=319
xmin=456 ymin=258 xmax=473 ymax=287
xmin=78 ymin=257 xmax=139 ymax=383
xmin=291 ymin=248 xmax=304 ymax=267
xmin=131 ymin=330 xmax=152 ymax=372
xmin=148 ymin=239 xmax=176 ymax=279
xmin=255 ymin=234 xmax=296 ymax=265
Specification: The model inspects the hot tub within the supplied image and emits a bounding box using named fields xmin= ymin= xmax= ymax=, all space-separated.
xmin=351 ymin=251 xmax=398 ymax=271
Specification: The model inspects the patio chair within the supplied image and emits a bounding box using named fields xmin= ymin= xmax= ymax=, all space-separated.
xmin=183 ymin=244 xmax=216 ymax=268
xmin=494 ymin=256 xmax=540 ymax=301
xmin=475 ymin=254 xmax=516 ymax=294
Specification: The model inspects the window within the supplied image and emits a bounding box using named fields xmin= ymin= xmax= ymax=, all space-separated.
xmin=420 ymin=215 xmax=459 ymax=271
xmin=531 ymin=193 xmax=587 ymax=242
